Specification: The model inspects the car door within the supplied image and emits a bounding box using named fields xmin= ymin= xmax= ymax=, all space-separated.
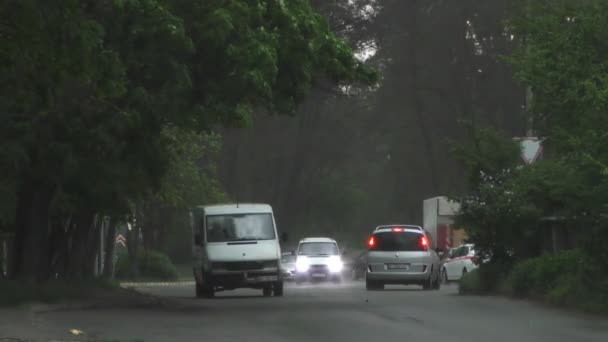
xmin=446 ymin=246 xmax=464 ymax=280
xmin=454 ymin=245 xmax=471 ymax=280
xmin=443 ymin=247 xmax=456 ymax=280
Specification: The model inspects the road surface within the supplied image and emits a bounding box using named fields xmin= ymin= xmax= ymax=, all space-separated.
xmin=1 ymin=281 xmax=608 ymax=341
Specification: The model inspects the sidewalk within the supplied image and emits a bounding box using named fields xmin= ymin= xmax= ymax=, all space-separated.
xmin=120 ymin=280 xmax=195 ymax=288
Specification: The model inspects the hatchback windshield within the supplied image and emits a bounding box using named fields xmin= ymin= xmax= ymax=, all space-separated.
xmin=298 ymin=242 xmax=339 ymax=255
xmin=206 ymin=213 xmax=275 ymax=242
xmin=370 ymin=231 xmax=426 ymax=252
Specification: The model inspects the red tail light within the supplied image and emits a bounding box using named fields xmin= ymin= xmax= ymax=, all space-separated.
xmin=392 ymin=227 xmax=403 ymax=232
xmin=368 ymin=236 xmax=375 ymax=248
xmin=420 ymin=235 xmax=429 ymax=249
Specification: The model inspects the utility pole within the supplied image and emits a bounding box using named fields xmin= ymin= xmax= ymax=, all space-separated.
xmin=525 ymin=86 xmax=534 ymax=137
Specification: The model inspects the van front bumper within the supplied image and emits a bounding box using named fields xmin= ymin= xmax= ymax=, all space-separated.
xmin=202 ymin=265 xmax=281 ymax=289
xmin=211 ymin=269 xmax=280 ymax=283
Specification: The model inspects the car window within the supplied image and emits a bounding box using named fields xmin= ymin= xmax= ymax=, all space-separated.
xmin=370 ymin=231 xmax=426 ymax=252
xmin=298 ymin=242 xmax=339 ymax=255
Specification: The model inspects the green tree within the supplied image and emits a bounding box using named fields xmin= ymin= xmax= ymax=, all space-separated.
xmin=507 ymin=0 xmax=608 ymax=269
xmin=0 ymin=0 xmax=375 ymax=281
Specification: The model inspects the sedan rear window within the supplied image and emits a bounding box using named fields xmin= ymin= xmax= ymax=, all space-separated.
xmin=370 ymin=231 xmax=426 ymax=252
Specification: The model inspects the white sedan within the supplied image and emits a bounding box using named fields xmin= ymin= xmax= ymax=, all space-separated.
xmin=440 ymin=244 xmax=480 ymax=283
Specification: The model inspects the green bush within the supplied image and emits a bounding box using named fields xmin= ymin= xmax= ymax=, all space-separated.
xmin=502 ymin=249 xmax=608 ymax=313
xmin=458 ymin=260 xmax=512 ymax=295
xmin=115 ymin=249 xmax=179 ymax=281
xmin=505 ymin=249 xmax=585 ymax=297
xmin=459 ymin=268 xmax=482 ymax=295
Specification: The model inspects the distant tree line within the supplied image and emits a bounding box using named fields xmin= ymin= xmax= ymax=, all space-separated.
xmin=218 ymin=0 xmax=526 ymax=244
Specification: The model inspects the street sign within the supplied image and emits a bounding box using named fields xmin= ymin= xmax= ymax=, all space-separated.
xmin=514 ymin=137 xmax=543 ymax=164
xmin=115 ymin=234 xmax=127 ymax=247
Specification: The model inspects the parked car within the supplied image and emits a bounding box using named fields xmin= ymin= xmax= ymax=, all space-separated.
xmin=440 ymin=244 xmax=479 ymax=283
xmin=365 ymin=225 xmax=441 ymax=291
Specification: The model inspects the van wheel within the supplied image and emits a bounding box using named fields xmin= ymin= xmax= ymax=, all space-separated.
xmin=263 ymin=286 xmax=272 ymax=297
xmin=273 ymin=281 xmax=284 ymax=297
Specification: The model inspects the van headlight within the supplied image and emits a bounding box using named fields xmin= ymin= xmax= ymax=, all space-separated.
xmin=296 ymin=257 xmax=310 ymax=273
xmin=328 ymin=256 xmax=343 ymax=273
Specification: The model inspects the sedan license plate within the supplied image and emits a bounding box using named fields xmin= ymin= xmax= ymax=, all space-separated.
xmin=387 ymin=263 xmax=410 ymax=270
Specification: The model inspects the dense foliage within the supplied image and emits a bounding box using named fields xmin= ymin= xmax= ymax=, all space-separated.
xmin=456 ymin=0 xmax=608 ymax=310
xmin=115 ymin=249 xmax=179 ymax=281
xmin=219 ymin=0 xmax=526 ymax=243
xmin=0 ymin=0 xmax=374 ymax=281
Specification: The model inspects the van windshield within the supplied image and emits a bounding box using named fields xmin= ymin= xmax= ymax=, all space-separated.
xmin=206 ymin=213 xmax=275 ymax=242
xmin=298 ymin=242 xmax=339 ymax=256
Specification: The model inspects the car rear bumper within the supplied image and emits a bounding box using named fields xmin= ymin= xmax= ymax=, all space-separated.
xmin=366 ymin=271 xmax=430 ymax=283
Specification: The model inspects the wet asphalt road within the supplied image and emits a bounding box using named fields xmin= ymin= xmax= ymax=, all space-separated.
xmin=1 ymin=281 xmax=608 ymax=341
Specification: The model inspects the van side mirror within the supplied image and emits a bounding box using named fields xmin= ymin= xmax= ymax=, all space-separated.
xmin=280 ymin=232 xmax=288 ymax=243
xmin=194 ymin=234 xmax=202 ymax=245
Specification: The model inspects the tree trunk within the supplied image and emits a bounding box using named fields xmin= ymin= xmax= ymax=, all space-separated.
xmin=66 ymin=210 xmax=96 ymax=279
xmin=126 ymin=206 xmax=142 ymax=279
xmin=11 ymin=180 xmax=56 ymax=282
xmin=0 ymin=238 xmax=5 ymax=279
xmin=103 ymin=218 xmax=117 ymax=278
xmin=48 ymin=216 xmax=70 ymax=279
xmin=406 ymin=0 xmax=438 ymax=194
xmin=83 ymin=215 xmax=103 ymax=278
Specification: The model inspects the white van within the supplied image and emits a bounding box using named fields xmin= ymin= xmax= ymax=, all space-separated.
xmin=190 ymin=203 xmax=285 ymax=298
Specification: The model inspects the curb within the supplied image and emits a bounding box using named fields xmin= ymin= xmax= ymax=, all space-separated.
xmin=120 ymin=281 xmax=195 ymax=288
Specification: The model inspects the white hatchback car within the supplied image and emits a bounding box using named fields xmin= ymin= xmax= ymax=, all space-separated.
xmin=440 ymin=244 xmax=480 ymax=283
xmin=366 ymin=225 xmax=441 ymax=291
xmin=294 ymin=237 xmax=343 ymax=283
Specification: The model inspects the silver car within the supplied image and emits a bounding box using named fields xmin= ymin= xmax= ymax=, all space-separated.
xmin=365 ymin=225 xmax=441 ymax=291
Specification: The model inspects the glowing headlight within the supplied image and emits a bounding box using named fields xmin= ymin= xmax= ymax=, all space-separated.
xmin=296 ymin=257 xmax=310 ymax=273
xmin=328 ymin=256 xmax=343 ymax=273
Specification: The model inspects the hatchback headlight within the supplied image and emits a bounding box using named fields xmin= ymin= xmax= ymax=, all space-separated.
xmin=328 ymin=256 xmax=343 ymax=273
xmin=296 ymin=257 xmax=310 ymax=272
